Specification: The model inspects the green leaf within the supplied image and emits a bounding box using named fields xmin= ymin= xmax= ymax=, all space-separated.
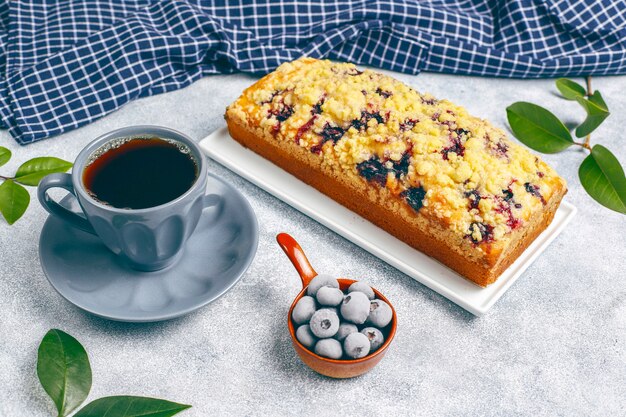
xmin=0 ymin=179 xmax=30 ymax=225
xmin=579 ymin=145 xmax=626 ymax=214
xmin=556 ymin=78 xmax=586 ymax=100
xmin=14 ymin=157 xmax=72 ymax=186
xmin=575 ymin=91 xmax=610 ymax=138
xmin=74 ymin=396 xmax=191 ymax=417
xmin=506 ymin=102 xmax=573 ymax=153
xmin=37 ymin=329 xmax=92 ymax=417
xmin=0 ymin=146 xmax=11 ymax=167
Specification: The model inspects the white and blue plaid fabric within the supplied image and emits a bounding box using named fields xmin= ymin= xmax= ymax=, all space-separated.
xmin=2 ymin=0 xmax=625 ymax=144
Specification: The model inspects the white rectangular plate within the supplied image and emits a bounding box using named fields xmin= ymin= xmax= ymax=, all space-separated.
xmin=200 ymin=127 xmax=577 ymax=316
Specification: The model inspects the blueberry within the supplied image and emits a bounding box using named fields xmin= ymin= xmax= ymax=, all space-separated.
xmin=314 ymin=338 xmax=343 ymax=359
xmin=401 ymin=186 xmax=426 ymax=212
xmin=466 ymin=222 xmax=494 ymax=244
xmin=309 ymin=308 xmax=340 ymax=338
xmin=348 ymin=282 xmax=375 ymax=300
xmin=343 ymin=332 xmax=371 ymax=359
xmin=399 ymin=118 xmax=418 ymax=131
xmin=334 ymin=323 xmax=358 ymax=342
xmin=269 ymin=104 xmax=294 ymax=122
xmin=306 ymin=274 xmax=339 ymax=297
xmin=502 ymin=188 xmax=514 ymax=202
xmin=442 ymin=136 xmax=465 ymax=160
xmin=291 ymin=296 xmax=316 ymax=325
xmin=375 ymin=88 xmax=393 ymax=98
xmin=494 ymin=140 xmax=509 ymax=158
xmin=340 ymin=291 xmax=370 ymax=324
xmin=391 ymin=152 xmax=411 ymax=178
xmin=316 ymin=286 xmax=344 ymax=306
xmin=455 ymin=128 xmax=470 ymax=138
xmin=356 ymin=157 xmax=387 ymax=185
xmin=367 ymin=299 xmax=393 ymax=328
xmin=312 ymin=97 xmax=325 ymax=115
xmin=361 ymin=327 xmax=385 ymax=351
xmin=465 ymin=189 xmax=481 ymax=210
xmin=351 ymin=111 xmax=385 ymax=131
xmin=524 ymin=182 xmax=546 ymax=204
xmin=296 ymin=325 xmax=317 ymax=349
xmin=323 ymin=306 xmax=339 ymax=316
xmin=320 ymin=123 xmax=344 ymax=144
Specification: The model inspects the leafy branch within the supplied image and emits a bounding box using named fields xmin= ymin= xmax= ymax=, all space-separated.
xmin=37 ymin=329 xmax=191 ymax=417
xmin=506 ymin=77 xmax=626 ymax=214
xmin=0 ymin=148 xmax=72 ymax=224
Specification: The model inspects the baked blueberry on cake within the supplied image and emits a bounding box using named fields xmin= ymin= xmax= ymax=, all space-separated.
xmin=225 ymin=58 xmax=567 ymax=286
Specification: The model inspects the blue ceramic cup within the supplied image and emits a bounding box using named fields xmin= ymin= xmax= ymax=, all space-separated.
xmin=38 ymin=125 xmax=216 ymax=271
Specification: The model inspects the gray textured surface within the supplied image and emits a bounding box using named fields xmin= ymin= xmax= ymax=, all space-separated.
xmin=0 ymin=69 xmax=625 ymax=417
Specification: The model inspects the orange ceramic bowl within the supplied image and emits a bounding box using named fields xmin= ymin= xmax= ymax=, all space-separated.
xmin=278 ymin=233 xmax=397 ymax=379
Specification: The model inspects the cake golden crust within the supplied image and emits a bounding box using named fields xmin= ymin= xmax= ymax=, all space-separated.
xmin=225 ymin=58 xmax=567 ymax=286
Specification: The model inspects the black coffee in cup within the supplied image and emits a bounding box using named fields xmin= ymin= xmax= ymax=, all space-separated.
xmin=83 ymin=137 xmax=198 ymax=209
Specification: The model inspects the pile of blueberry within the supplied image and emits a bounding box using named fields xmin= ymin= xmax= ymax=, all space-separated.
xmin=292 ymin=274 xmax=393 ymax=360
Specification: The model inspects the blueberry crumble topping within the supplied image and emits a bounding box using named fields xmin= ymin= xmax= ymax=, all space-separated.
xmin=467 ymin=222 xmax=494 ymax=244
xmin=502 ymin=188 xmax=522 ymax=209
xmin=465 ymin=189 xmax=481 ymax=209
xmin=399 ymin=118 xmax=418 ymax=131
xmin=357 ymin=157 xmax=388 ymax=185
xmin=351 ymin=111 xmax=386 ymax=131
xmin=228 ymin=58 xmax=565 ymax=248
xmin=524 ymin=182 xmax=546 ymax=204
xmin=402 ymin=186 xmax=426 ymax=212
xmin=321 ymin=123 xmax=344 ymax=143
xmin=269 ymin=104 xmax=294 ymax=122
xmin=502 ymin=188 xmax=514 ymax=202
xmin=455 ymin=128 xmax=470 ymax=137
xmin=312 ymin=96 xmax=326 ymax=115
xmin=260 ymin=89 xmax=283 ymax=105
xmin=495 ymin=198 xmax=523 ymax=230
xmin=375 ymin=87 xmax=393 ymax=98
xmin=442 ymin=136 xmax=465 ymax=160
xmin=391 ymin=151 xmax=411 ymax=178
xmin=311 ymin=123 xmax=345 ymax=154
xmin=357 ymin=150 xmax=412 ymax=184
xmin=295 ymin=116 xmax=317 ymax=143
xmin=494 ymin=141 xmax=509 ymax=158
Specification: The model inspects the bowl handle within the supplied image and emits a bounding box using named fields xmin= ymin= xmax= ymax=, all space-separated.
xmin=276 ymin=233 xmax=318 ymax=288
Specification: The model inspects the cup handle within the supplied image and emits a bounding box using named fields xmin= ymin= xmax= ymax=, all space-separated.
xmin=37 ymin=173 xmax=96 ymax=235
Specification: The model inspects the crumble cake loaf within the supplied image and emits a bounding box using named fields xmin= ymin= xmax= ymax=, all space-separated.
xmin=225 ymin=58 xmax=567 ymax=286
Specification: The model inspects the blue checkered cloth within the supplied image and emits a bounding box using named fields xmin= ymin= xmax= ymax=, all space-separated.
xmin=1 ymin=0 xmax=625 ymax=144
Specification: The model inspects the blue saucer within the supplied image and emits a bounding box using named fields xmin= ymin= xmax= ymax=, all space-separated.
xmin=39 ymin=173 xmax=258 ymax=322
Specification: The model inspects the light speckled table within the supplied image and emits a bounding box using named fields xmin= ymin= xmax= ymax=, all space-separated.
xmin=1 ymin=70 xmax=625 ymax=417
